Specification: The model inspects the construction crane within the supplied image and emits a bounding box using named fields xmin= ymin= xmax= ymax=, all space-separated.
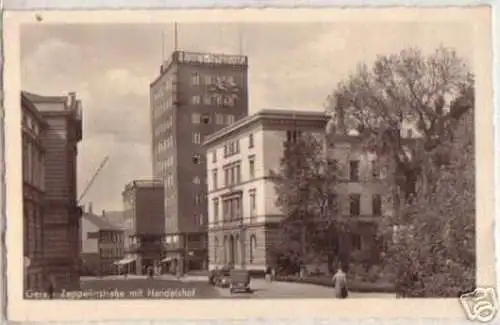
xmin=78 ymin=156 xmax=109 ymax=203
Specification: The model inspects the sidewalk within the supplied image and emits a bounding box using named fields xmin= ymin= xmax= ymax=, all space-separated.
xmin=214 ymin=278 xmax=397 ymax=298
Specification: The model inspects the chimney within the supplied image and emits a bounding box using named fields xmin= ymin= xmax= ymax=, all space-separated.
xmin=102 ymin=209 xmax=106 ymax=217
xmin=88 ymin=203 xmax=93 ymax=214
xmin=68 ymin=92 xmax=76 ymax=108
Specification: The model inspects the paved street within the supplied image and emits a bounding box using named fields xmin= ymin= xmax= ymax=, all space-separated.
xmin=79 ymin=275 xmax=396 ymax=299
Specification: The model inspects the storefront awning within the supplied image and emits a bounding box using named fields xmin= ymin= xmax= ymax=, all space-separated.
xmin=159 ymin=256 xmax=175 ymax=263
xmin=114 ymin=257 xmax=136 ymax=265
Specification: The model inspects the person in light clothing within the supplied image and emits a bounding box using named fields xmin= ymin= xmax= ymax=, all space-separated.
xmin=332 ymin=268 xmax=348 ymax=298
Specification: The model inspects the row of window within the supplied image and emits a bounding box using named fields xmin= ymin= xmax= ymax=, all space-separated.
xmin=212 ymin=189 xmax=257 ymax=222
xmin=191 ymin=73 xmax=236 ymax=87
xmin=190 ymin=94 xmax=237 ymax=108
xmin=191 ymin=113 xmax=235 ymax=126
xmin=211 ymin=156 xmax=255 ymax=190
xmin=22 ymin=113 xmax=42 ymax=136
xmin=152 ymin=96 xmax=175 ymax=119
xmin=210 ymin=133 xmax=254 ymax=164
xmin=212 ymin=234 xmax=258 ymax=265
xmin=22 ymin=137 xmax=45 ymax=190
xmin=154 ymin=116 xmax=173 ymax=136
xmin=99 ymin=247 xmax=123 ymax=258
xmin=24 ymin=201 xmax=43 ymax=257
xmin=348 ymin=194 xmax=383 ymax=216
xmin=152 ymin=77 xmax=176 ymax=101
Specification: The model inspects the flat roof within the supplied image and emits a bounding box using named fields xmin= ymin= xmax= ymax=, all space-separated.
xmin=202 ymin=109 xmax=328 ymax=147
xmin=150 ymin=50 xmax=248 ymax=87
xmin=123 ymin=179 xmax=164 ymax=193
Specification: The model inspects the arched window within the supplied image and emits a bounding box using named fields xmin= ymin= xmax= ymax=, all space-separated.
xmin=249 ymin=235 xmax=257 ymax=264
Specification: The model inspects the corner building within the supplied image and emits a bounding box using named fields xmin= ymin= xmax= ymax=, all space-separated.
xmin=150 ymin=51 xmax=249 ymax=273
xmin=203 ymin=110 xmax=328 ymax=272
xmin=23 ymin=91 xmax=83 ymax=290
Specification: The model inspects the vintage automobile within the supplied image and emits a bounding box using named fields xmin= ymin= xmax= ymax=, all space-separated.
xmin=229 ymin=269 xmax=251 ymax=293
xmin=213 ymin=265 xmax=232 ymax=288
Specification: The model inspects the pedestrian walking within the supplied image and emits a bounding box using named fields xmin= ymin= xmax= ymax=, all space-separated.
xmin=46 ymin=275 xmax=56 ymax=300
xmin=271 ymin=267 xmax=276 ymax=281
xmin=332 ymin=267 xmax=348 ymax=299
xmin=265 ymin=266 xmax=272 ymax=282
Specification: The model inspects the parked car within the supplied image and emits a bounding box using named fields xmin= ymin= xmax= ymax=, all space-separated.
xmin=229 ymin=269 xmax=251 ymax=293
xmin=214 ymin=265 xmax=233 ymax=288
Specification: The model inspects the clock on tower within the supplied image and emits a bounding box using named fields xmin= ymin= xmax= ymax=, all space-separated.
xmin=208 ymin=75 xmax=241 ymax=108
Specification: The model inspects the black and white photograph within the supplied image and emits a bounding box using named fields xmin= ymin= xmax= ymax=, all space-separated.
xmin=3 ymin=7 xmax=496 ymax=322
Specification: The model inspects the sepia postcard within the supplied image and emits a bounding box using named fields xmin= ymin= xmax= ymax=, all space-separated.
xmin=2 ymin=6 xmax=496 ymax=322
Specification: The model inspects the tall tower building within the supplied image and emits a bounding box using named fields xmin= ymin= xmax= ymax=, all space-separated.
xmin=150 ymin=51 xmax=249 ymax=272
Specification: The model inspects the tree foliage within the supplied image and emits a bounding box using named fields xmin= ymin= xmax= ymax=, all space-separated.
xmin=328 ymin=47 xmax=473 ymax=202
xmin=270 ymin=133 xmax=342 ymax=269
xmin=329 ymin=47 xmax=475 ymax=297
xmin=381 ymin=114 xmax=475 ymax=297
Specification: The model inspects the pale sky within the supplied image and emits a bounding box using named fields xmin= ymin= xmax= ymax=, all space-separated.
xmin=20 ymin=22 xmax=474 ymax=212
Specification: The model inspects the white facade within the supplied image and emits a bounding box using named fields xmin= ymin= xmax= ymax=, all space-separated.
xmin=81 ymin=216 xmax=99 ymax=254
xmin=204 ymin=109 xmax=328 ymax=271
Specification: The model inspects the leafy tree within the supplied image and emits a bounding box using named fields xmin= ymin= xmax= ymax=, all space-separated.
xmin=327 ymin=47 xmax=473 ymax=204
xmin=328 ymin=46 xmax=475 ymax=296
xmin=381 ymin=113 xmax=474 ymax=297
xmin=270 ymin=132 xmax=343 ymax=271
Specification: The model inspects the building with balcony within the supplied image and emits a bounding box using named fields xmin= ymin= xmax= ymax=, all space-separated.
xmin=121 ymin=179 xmax=164 ymax=275
xmin=22 ymin=92 xmax=48 ymax=292
xmin=81 ymin=205 xmax=125 ymax=276
xmin=22 ymin=91 xmax=83 ymax=291
xmin=203 ymin=109 xmax=328 ymax=272
xmin=150 ymin=51 xmax=249 ymax=273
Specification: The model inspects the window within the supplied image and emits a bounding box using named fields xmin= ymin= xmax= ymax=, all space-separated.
xmin=349 ymin=160 xmax=360 ymax=182
xmin=286 ymin=130 xmax=302 ymax=143
xmin=192 ymin=113 xmax=201 ymax=124
xmin=235 ymin=164 xmax=241 ymax=184
xmin=349 ymin=194 xmax=361 ymax=216
xmin=192 ymin=154 xmax=200 ymax=164
xmin=248 ymin=156 xmax=255 ymax=179
xmin=193 ymin=132 xmax=201 ymax=144
xmin=194 ymin=193 xmax=200 ymax=206
xmin=192 ymin=95 xmax=201 ymax=105
xmin=203 ymin=95 xmax=212 ymax=105
xmin=372 ymin=194 xmax=382 ymax=216
xmin=249 ymin=235 xmax=257 ymax=263
xmin=352 ymin=234 xmax=362 ymax=250
xmin=214 ymin=237 xmax=219 ymax=263
xmin=224 ymin=168 xmax=229 ymax=186
xmin=248 ymin=133 xmax=254 ymax=148
xmin=371 ymin=160 xmax=380 ymax=179
xmin=193 ymin=176 xmax=201 ymax=185
xmin=199 ymin=214 xmax=204 ymax=226
xmin=212 ymin=151 xmax=217 ymax=163
xmin=212 ymin=169 xmax=218 ymax=189
xmin=227 ymin=115 xmax=235 ymax=125
xmin=191 ymin=72 xmax=200 ymax=86
xmin=205 ymin=75 xmax=213 ymax=85
xmin=216 ymin=114 xmax=224 ymax=125
xmin=202 ymin=114 xmax=211 ymax=124
xmin=249 ymin=189 xmax=256 ymax=217
xmin=213 ymin=198 xmax=219 ymax=221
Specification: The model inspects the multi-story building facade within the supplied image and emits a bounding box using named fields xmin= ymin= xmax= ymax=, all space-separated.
xmin=22 ymin=92 xmax=48 ymax=292
xmin=81 ymin=205 xmax=125 ymax=276
xmin=150 ymin=51 xmax=249 ymax=273
xmin=203 ymin=109 xmax=328 ymax=272
xmin=122 ymin=180 xmax=164 ymax=275
xmin=324 ymin=125 xmax=393 ymax=266
xmin=22 ymin=91 xmax=83 ymax=290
